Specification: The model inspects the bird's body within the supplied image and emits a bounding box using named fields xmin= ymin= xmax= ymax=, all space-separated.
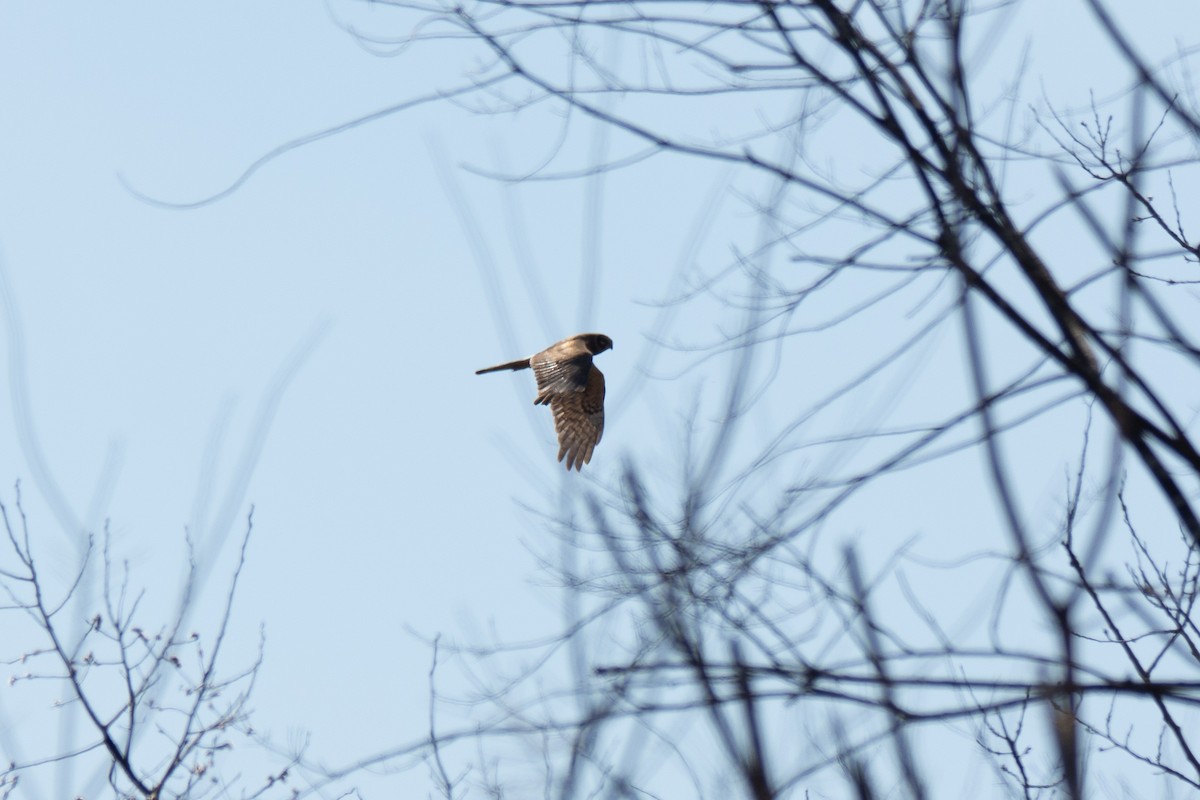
xmin=476 ymin=333 xmax=613 ymax=470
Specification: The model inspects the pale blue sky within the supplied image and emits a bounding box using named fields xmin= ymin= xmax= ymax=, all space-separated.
xmin=0 ymin=2 xmax=1197 ymax=797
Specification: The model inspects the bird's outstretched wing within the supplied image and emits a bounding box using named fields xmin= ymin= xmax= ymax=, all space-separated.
xmin=530 ymin=339 xmax=595 ymax=403
xmin=550 ymin=366 xmax=605 ymax=471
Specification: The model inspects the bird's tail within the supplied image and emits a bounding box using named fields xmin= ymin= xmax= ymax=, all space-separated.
xmin=475 ymin=358 xmax=531 ymax=375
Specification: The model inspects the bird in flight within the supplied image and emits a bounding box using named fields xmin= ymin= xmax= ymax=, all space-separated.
xmin=476 ymin=333 xmax=613 ymax=470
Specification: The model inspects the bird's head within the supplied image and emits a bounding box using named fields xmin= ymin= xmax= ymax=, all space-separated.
xmin=579 ymin=333 xmax=613 ymax=355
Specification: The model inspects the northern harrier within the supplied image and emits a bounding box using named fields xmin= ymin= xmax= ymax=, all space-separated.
xmin=476 ymin=333 xmax=613 ymax=470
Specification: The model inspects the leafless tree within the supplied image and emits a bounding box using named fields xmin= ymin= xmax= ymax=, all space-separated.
xmin=108 ymin=0 xmax=1200 ymax=797
xmin=290 ymin=0 xmax=1200 ymax=798
xmin=0 ymin=487 xmax=300 ymax=799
